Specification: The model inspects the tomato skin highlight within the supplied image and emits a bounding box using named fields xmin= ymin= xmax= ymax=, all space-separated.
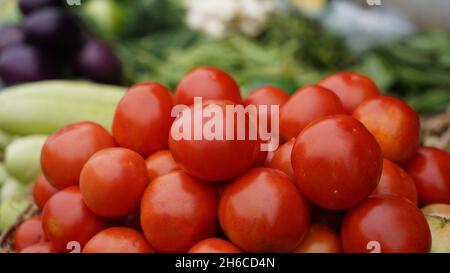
xmin=13 ymin=216 xmax=46 ymax=251
xmin=267 ymin=138 xmax=295 ymax=179
xmin=341 ymin=196 xmax=431 ymax=253
xmin=319 ymin=71 xmax=381 ymax=114
xmin=32 ymin=175 xmax=58 ymax=210
xmin=113 ymin=82 xmax=174 ymax=157
xmin=292 ymin=115 xmax=382 ymax=210
xmin=140 ymin=171 xmax=219 ymax=253
xmin=293 ymin=223 xmax=342 ymax=253
xmin=404 ymin=147 xmax=450 ymax=206
xmin=145 ymin=150 xmax=180 ymax=180
xmin=188 ymin=238 xmax=242 ymax=253
xmin=219 ymin=168 xmax=310 ymax=253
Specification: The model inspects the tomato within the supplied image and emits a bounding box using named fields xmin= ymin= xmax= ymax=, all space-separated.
xmin=353 ymin=95 xmax=420 ymax=163
xmin=267 ymin=138 xmax=295 ymax=179
xmin=13 ymin=216 xmax=46 ymax=251
xmin=371 ymin=159 xmax=418 ymax=205
xmin=244 ymin=86 xmax=289 ymax=107
xmin=318 ymin=71 xmax=381 ymax=114
xmin=113 ymin=82 xmax=174 ymax=157
xmin=169 ymin=100 xmax=260 ymax=181
xmin=80 ymin=147 xmax=149 ymax=217
xmin=42 ymin=186 xmax=108 ymax=251
xmin=140 ymin=171 xmax=219 ymax=252
xmin=292 ymin=115 xmax=382 ymax=210
xmin=219 ymin=168 xmax=310 ymax=252
xmin=341 ymin=196 xmax=431 ymax=253
xmin=293 ymin=224 xmax=342 ymax=253
xmin=20 ymin=242 xmax=59 ymax=253
xmin=404 ymin=147 xmax=450 ymax=205
xmin=41 ymin=121 xmax=116 ymax=189
xmin=174 ymin=66 xmax=242 ymax=106
xmin=280 ymin=85 xmax=345 ymax=140
xmin=32 ymin=175 xmax=58 ymax=210
xmin=310 ymin=205 xmax=345 ymax=232
xmin=82 ymin=227 xmax=154 ymax=253
xmin=188 ymin=238 xmax=241 ymax=253
xmin=145 ymin=150 xmax=180 ymax=180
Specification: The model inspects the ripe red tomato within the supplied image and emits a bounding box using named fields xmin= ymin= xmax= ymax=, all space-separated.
xmin=113 ymin=82 xmax=174 ymax=157
xmin=341 ymin=196 xmax=431 ymax=253
xmin=13 ymin=216 xmax=46 ymax=251
xmin=169 ymin=100 xmax=260 ymax=181
xmin=32 ymin=175 xmax=58 ymax=210
xmin=371 ymin=159 xmax=418 ymax=205
xmin=188 ymin=238 xmax=242 ymax=253
xmin=219 ymin=168 xmax=310 ymax=252
xmin=42 ymin=186 xmax=108 ymax=251
xmin=80 ymin=147 xmax=149 ymax=217
xmin=353 ymin=95 xmax=420 ymax=163
xmin=140 ymin=171 xmax=219 ymax=252
xmin=244 ymin=86 xmax=289 ymax=107
xmin=82 ymin=227 xmax=154 ymax=253
xmin=41 ymin=121 xmax=116 ymax=189
xmin=175 ymin=66 xmax=242 ymax=106
xmin=292 ymin=115 xmax=382 ymax=210
xmin=280 ymin=85 xmax=345 ymax=140
xmin=20 ymin=242 xmax=59 ymax=253
xmin=267 ymin=138 xmax=295 ymax=179
xmin=293 ymin=224 xmax=342 ymax=253
xmin=310 ymin=205 xmax=345 ymax=231
xmin=145 ymin=150 xmax=180 ymax=180
xmin=404 ymin=147 xmax=450 ymax=205
xmin=318 ymin=71 xmax=381 ymax=114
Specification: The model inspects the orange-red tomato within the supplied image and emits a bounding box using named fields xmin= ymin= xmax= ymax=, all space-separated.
xmin=292 ymin=115 xmax=382 ymax=210
xmin=145 ymin=150 xmax=180 ymax=180
xmin=318 ymin=71 xmax=381 ymax=114
xmin=371 ymin=159 xmax=418 ymax=205
xmin=188 ymin=238 xmax=242 ymax=253
xmin=267 ymin=138 xmax=295 ymax=179
xmin=280 ymin=85 xmax=345 ymax=140
xmin=341 ymin=196 xmax=431 ymax=253
xmin=140 ymin=171 xmax=219 ymax=252
xmin=353 ymin=95 xmax=420 ymax=164
xmin=20 ymin=242 xmax=59 ymax=253
xmin=113 ymin=82 xmax=174 ymax=157
xmin=82 ymin=227 xmax=154 ymax=253
xmin=175 ymin=66 xmax=242 ymax=106
xmin=41 ymin=121 xmax=116 ymax=189
xmin=42 ymin=186 xmax=108 ymax=251
xmin=404 ymin=147 xmax=450 ymax=205
xmin=80 ymin=147 xmax=149 ymax=217
xmin=32 ymin=175 xmax=58 ymax=210
xmin=13 ymin=216 xmax=46 ymax=251
xmin=244 ymin=86 xmax=289 ymax=108
xmin=219 ymin=168 xmax=310 ymax=252
xmin=293 ymin=224 xmax=342 ymax=253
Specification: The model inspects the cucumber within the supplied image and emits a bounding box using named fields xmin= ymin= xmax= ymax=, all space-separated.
xmin=0 ymin=80 xmax=126 ymax=135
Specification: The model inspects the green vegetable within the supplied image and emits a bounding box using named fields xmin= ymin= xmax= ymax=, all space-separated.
xmin=0 ymin=198 xmax=31 ymax=230
xmin=0 ymin=178 xmax=26 ymax=202
xmin=0 ymin=164 xmax=8 ymax=186
xmin=5 ymin=135 xmax=47 ymax=185
xmin=0 ymin=129 xmax=15 ymax=151
xmin=0 ymin=80 xmax=126 ymax=135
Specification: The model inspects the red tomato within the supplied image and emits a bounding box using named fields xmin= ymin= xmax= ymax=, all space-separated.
xmin=20 ymin=242 xmax=59 ymax=253
xmin=371 ymin=159 xmax=418 ymax=205
xmin=280 ymin=85 xmax=345 ymax=140
xmin=41 ymin=122 xmax=116 ymax=189
xmin=318 ymin=71 xmax=381 ymax=114
xmin=310 ymin=205 xmax=345 ymax=232
xmin=188 ymin=238 xmax=242 ymax=253
xmin=169 ymin=100 xmax=260 ymax=181
xmin=80 ymin=147 xmax=149 ymax=217
xmin=175 ymin=66 xmax=242 ymax=106
xmin=140 ymin=171 xmax=219 ymax=252
xmin=244 ymin=86 xmax=289 ymax=108
xmin=353 ymin=95 xmax=420 ymax=163
xmin=145 ymin=150 xmax=180 ymax=180
xmin=42 ymin=186 xmax=108 ymax=251
xmin=32 ymin=175 xmax=58 ymax=210
xmin=113 ymin=82 xmax=174 ymax=157
xmin=267 ymin=138 xmax=295 ymax=178
xmin=292 ymin=115 xmax=382 ymax=210
xmin=219 ymin=168 xmax=310 ymax=252
xmin=293 ymin=224 xmax=342 ymax=253
xmin=341 ymin=196 xmax=431 ymax=253
xmin=13 ymin=216 xmax=46 ymax=251
xmin=404 ymin=147 xmax=450 ymax=205
xmin=82 ymin=227 xmax=154 ymax=253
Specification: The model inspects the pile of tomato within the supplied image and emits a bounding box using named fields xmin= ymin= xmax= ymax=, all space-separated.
xmin=14 ymin=67 xmax=450 ymax=253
